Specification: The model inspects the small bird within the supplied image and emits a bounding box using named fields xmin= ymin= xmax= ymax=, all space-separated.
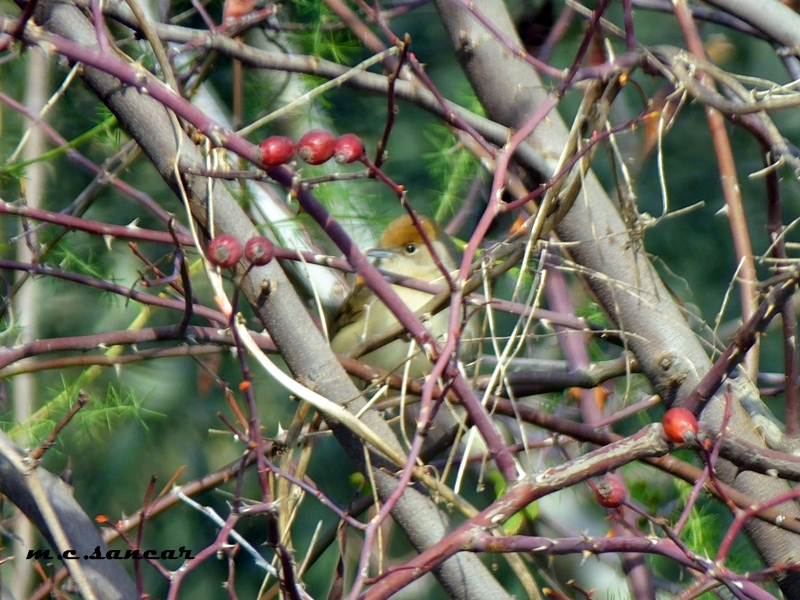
xmin=330 ymin=214 xmax=478 ymax=378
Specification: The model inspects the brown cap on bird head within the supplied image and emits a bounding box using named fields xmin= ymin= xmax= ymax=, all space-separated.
xmin=378 ymin=214 xmax=442 ymax=249
xmin=371 ymin=214 xmax=461 ymax=272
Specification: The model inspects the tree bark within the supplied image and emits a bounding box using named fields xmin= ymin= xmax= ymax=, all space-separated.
xmin=29 ymin=1 xmax=512 ymax=597
xmin=433 ymin=0 xmax=800 ymax=597
xmin=0 ymin=431 xmax=138 ymax=600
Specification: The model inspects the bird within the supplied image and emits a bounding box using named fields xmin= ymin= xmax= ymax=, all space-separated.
xmin=330 ymin=214 xmax=479 ymax=379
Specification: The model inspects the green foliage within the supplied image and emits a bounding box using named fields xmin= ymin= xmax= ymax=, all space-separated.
xmin=286 ymin=0 xmax=359 ymax=65
xmin=422 ymin=124 xmax=482 ymax=222
xmin=93 ymin=105 xmax=127 ymax=152
xmin=72 ymin=384 xmax=163 ymax=445
xmin=485 ymin=469 xmax=538 ymax=535
xmin=577 ymin=300 xmax=610 ymax=329
xmin=627 ymin=475 xmax=664 ymax=517
xmin=230 ymin=179 xmax=256 ymax=213
xmin=675 ymin=479 xmax=717 ymax=555
xmin=3 ymin=378 xmax=162 ymax=447
xmin=0 ymin=115 xmax=119 ymax=180
xmin=242 ymin=74 xmax=285 ymax=124
xmin=0 ymin=316 xmax=21 ymax=342
xmin=49 ymin=240 xmax=112 ymax=283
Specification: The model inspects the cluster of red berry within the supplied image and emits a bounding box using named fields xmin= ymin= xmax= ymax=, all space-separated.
xmin=258 ymin=130 xmax=365 ymax=167
xmin=207 ymin=235 xmax=274 ymax=269
xmin=591 ymin=407 xmax=700 ymax=510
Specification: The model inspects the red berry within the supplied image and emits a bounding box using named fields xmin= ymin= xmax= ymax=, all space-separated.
xmin=258 ymin=136 xmax=295 ymax=166
xmin=592 ymin=473 xmax=627 ymax=509
xmin=333 ymin=133 xmax=365 ymax=164
xmin=207 ymin=235 xmax=243 ymax=269
xmin=297 ymin=129 xmax=336 ymax=165
xmin=662 ymin=407 xmax=699 ymax=443
xmin=244 ymin=236 xmax=274 ymax=266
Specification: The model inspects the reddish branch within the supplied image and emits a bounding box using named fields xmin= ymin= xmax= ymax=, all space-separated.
xmin=764 ymin=156 xmax=800 ymax=436
xmin=683 ymin=265 xmax=800 ymax=414
xmin=0 ymin=259 xmax=227 ymax=326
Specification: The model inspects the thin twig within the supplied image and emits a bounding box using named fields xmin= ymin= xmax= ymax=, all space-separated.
xmin=28 ymin=390 xmax=90 ymax=461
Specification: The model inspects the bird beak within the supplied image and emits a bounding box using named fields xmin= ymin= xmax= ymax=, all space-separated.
xmin=366 ymin=248 xmax=393 ymax=261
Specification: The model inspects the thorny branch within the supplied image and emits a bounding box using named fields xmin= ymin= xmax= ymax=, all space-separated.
xmin=4 ymin=0 xmax=800 ymax=598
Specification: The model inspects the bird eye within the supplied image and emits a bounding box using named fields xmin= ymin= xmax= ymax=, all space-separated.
xmin=404 ymin=243 xmax=417 ymax=255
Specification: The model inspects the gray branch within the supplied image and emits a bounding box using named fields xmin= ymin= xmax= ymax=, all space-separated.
xmin=433 ymin=0 xmax=800 ymax=597
xmin=29 ymin=1 xmax=512 ymax=598
xmin=0 ymin=431 xmax=138 ymax=600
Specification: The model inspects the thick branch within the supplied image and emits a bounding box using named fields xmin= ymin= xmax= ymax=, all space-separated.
xmin=432 ymin=0 xmax=800 ymax=597
xmin=26 ymin=1 xmax=512 ymax=597
xmin=703 ymin=0 xmax=800 ymax=48
xmin=0 ymin=431 xmax=138 ymax=599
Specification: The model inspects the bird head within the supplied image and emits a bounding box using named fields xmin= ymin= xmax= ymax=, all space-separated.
xmin=367 ymin=214 xmax=460 ymax=282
